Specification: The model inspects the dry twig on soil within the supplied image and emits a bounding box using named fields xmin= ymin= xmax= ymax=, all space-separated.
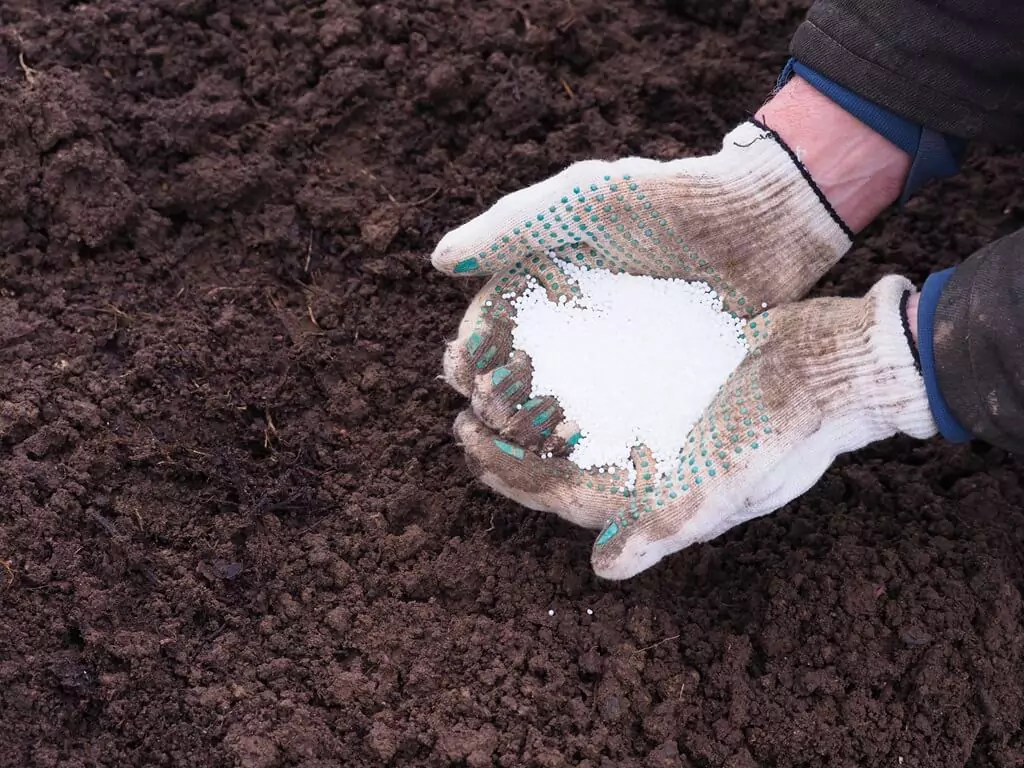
xmin=1 ymin=560 xmax=16 ymax=590
xmin=631 ymin=635 xmax=680 ymax=654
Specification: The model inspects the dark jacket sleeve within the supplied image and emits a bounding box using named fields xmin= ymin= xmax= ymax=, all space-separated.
xmin=791 ymin=1 xmax=1024 ymax=142
xmin=933 ymin=229 xmax=1024 ymax=452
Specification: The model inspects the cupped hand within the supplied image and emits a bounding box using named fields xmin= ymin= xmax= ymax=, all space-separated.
xmin=433 ymin=120 xmax=851 ymax=451
xmin=451 ymin=275 xmax=936 ymax=579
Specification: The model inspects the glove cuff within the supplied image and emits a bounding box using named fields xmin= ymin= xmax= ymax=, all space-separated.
xmin=856 ymin=275 xmax=939 ymax=440
xmin=721 ymin=119 xmax=855 ymax=242
xmin=690 ymin=119 xmax=855 ymax=305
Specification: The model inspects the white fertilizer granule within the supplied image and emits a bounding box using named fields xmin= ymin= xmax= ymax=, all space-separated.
xmin=511 ymin=256 xmax=749 ymax=483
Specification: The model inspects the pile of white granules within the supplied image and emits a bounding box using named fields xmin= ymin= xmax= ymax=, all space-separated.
xmin=510 ymin=256 xmax=750 ymax=484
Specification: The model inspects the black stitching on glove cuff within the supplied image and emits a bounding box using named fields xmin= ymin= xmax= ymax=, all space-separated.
xmin=746 ymin=117 xmax=856 ymax=242
xmin=899 ymin=289 xmax=923 ymax=374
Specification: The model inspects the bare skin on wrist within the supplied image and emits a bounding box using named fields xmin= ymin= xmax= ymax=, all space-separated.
xmin=905 ymin=291 xmax=920 ymax=348
xmin=755 ymin=75 xmax=911 ymax=233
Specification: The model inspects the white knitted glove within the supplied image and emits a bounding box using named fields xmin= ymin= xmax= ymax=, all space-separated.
xmin=452 ymin=275 xmax=937 ymax=580
xmin=433 ymin=120 xmax=853 ymax=440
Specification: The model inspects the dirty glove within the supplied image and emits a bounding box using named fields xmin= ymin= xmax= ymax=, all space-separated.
xmin=452 ymin=275 xmax=937 ymax=580
xmin=432 ymin=119 xmax=853 ymax=412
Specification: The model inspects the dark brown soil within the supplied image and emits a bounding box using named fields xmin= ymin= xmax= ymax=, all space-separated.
xmin=2 ymin=1 xmax=1024 ymax=766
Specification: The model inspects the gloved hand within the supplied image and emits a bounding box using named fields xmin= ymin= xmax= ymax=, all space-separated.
xmin=451 ymin=275 xmax=937 ymax=579
xmin=432 ymin=119 xmax=853 ymax=429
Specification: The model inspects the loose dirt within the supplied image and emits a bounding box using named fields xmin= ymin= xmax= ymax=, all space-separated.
xmin=2 ymin=1 xmax=1024 ymax=766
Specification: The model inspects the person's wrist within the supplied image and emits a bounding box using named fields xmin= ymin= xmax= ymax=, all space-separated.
xmin=904 ymin=291 xmax=920 ymax=350
xmin=755 ymin=75 xmax=911 ymax=233
xmin=913 ymin=269 xmax=972 ymax=443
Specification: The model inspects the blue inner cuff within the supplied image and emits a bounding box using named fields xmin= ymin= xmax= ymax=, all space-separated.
xmin=775 ymin=58 xmax=966 ymax=205
xmin=917 ymin=268 xmax=973 ymax=443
